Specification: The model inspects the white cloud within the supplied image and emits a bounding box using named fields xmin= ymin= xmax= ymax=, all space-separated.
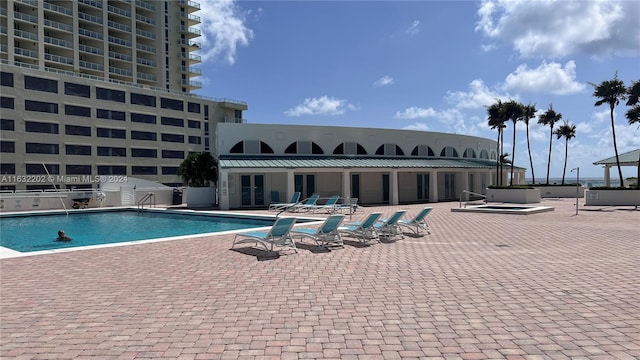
xmin=445 ymin=79 xmax=508 ymax=109
xmin=197 ymin=0 xmax=254 ymax=64
xmin=406 ymin=20 xmax=420 ymax=35
xmin=395 ymin=107 xmax=438 ymax=119
xmin=503 ymin=61 xmax=586 ymax=95
xmin=475 ymin=0 xmax=640 ymax=58
xmin=402 ymin=122 xmax=429 ymax=131
xmin=284 ymin=96 xmax=351 ymax=116
xmin=374 ymin=76 xmax=394 ymax=88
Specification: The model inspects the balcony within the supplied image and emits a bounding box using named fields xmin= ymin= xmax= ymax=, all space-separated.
xmin=135 ymin=28 xmax=155 ymax=40
xmin=180 ymin=79 xmax=202 ymax=89
xmin=181 ymin=65 xmax=202 ymax=76
xmin=179 ymin=53 xmax=202 ymax=63
xmin=78 ymin=11 xmax=104 ymax=25
xmin=177 ymin=25 xmax=201 ymax=38
xmin=44 ymin=19 xmax=74 ymax=32
xmin=135 ymin=0 xmax=155 ymax=12
xmin=179 ymin=0 xmax=201 ymax=11
xmin=44 ymin=53 xmax=74 ymax=65
xmin=78 ymin=43 xmax=103 ymax=55
xmin=45 ymin=36 xmax=74 ymax=49
xmin=109 ymin=51 xmax=132 ymax=62
xmin=78 ymin=0 xmax=103 ymax=9
xmin=79 ymin=60 xmax=104 ymax=71
xmin=135 ymin=14 xmax=155 ymax=25
xmin=108 ymin=20 xmax=131 ymax=33
xmin=179 ymin=12 xmax=201 ymax=25
xmin=137 ymin=72 xmax=157 ymax=82
xmin=14 ymin=11 xmax=38 ymax=24
xmin=109 ymin=66 xmax=133 ymax=77
xmin=109 ymin=35 xmax=132 ymax=47
xmin=14 ymin=29 xmax=38 ymax=41
xmin=223 ymin=116 xmax=247 ymax=123
xmin=14 ymin=47 xmax=38 ymax=59
xmin=179 ymin=39 xmax=201 ymax=49
xmin=107 ymin=5 xmax=131 ymax=18
xmin=136 ymin=43 xmax=155 ymax=54
xmin=136 ymin=57 xmax=156 ymax=67
xmin=43 ymin=2 xmax=73 ymax=16
xmin=78 ymin=27 xmax=103 ymax=40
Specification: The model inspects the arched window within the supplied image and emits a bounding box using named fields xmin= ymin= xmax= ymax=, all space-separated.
xmin=411 ymin=145 xmax=435 ymax=157
xmin=490 ymin=151 xmax=497 ymax=160
xmin=463 ymin=148 xmax=477 ymax=158
xmin=375 ymin=144 xmax=404 ymax=156
xmin=479 ymin=149 xmax=489 ymax=159
xmin=284 ymin=141 xmax=324 ymax=154
xmin=440 ymin=146 xmax=459 ymax=158
xmin=333 ymin=142 xmax=367 ymax=155
xmin=229 ymin=140 xmax=274 ymax=154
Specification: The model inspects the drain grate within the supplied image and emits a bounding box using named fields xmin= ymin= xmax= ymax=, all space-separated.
xmin=495 ymin=244 xmax=510 ymax=247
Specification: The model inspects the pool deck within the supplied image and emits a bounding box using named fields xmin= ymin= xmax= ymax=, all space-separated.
xmin=1 ymin=199 xmax=638 ymax=359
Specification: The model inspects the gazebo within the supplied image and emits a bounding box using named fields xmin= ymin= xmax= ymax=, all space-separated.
xmin=593 ymin=148 xmax=640 ymax=187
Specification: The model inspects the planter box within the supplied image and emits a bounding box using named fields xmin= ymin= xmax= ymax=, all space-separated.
xmin=185 ymin=187 xmax=216 ymax=208
xmin=584 ymin=189 xmax=640 ymax=206
xmin=535 ymin=185 xmax=585 ymax=198
xmin=486 ymin=188 xmax=541 ymax=204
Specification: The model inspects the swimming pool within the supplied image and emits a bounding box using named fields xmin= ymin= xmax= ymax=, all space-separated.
xmin=450 ymin=205 xmax=555 ymax=215
xmin=0 ymin=209 xmax=312 ymax=255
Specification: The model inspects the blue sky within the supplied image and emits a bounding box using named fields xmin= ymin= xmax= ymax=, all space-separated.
xmin=194 ymin=0 xmax=640 ymax=179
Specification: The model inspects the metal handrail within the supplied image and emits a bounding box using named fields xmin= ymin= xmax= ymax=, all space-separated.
xmin=460 ymin=190 xmax=486 ymax=208
xmin=137 ymin=192 xmax=154 ymax=211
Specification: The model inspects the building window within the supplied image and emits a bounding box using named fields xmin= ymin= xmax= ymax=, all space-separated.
xmin=26 ymin=142 xmax=59 ymax=154
xmin=411 ymin=145 xmax=435 ymax=157
xmin=130 ymin=93 xmax=156 ymax=107
xmin=187 ymin=120 xmax=201 ymax=129
xmin=284 ymin=141 xmax=324 ymax=154
xmin=65 ymin=144 xmax=92 ymax=156
xmin=97 ymin=128 xmax=126 ymax=139
xmin=24 ymin=76 xmax=58 ymax=93
xmin=1 ymin=141 xmax=16 ymax=153
xmin=162 ymin=166 xmax=178 ymax=175
xmin=97 ymin=109 xmax=126 ymax=121
xmin=131 ymin=130 xmax=157 ymax=141
xmin=25 ymin=121 xmax=59 ymax=134
xmin=97 ymin=165 xmax=127 ymax=175
xmin=131 ymin=148 xmax=157 ymax=158
xmin=1 ymin=72 xmax=14 ymax=87
xmin=26 ymin=164 xmax=60 ymax=175
xmin=25 ymin=100 xmax=58 ymax=113
xmin=65 ymin=125 xmax=92 ymax=136
xmin=96 ymin=87 xmax=125 ymax=102
xmin=161 ymin=133 xmax=184 ymax=143
xmin=204 ymin=104 xmax=209 ymax=119
xmin=66 ymin=165 xmax=92 ymax=175
xmin=1 ymin=119 xmax=15 ymax=131
xmin=440 ymin=146 xmax=459 ymax=158
xmin=160 ymin=97 xmax=183 ymax=111
xmin=480 ymin=149 xmax=489 ymax=159
xmin=187 ymin=102 xmax=200 ymax=113
xmin=131 ymin=166 xmax=157 ymax=175
xmin=1 ymin=97 xmax=15 ymax=109
xmin=131 ymin=113 xmax=156 ymax=124
xmin=463 ymin=148 xmax=477 ymax=158
xmin=161 ymin=116 xmax=184 ymax=127
xmin=162 ymin=150 xmax=184 ymax=159
xmin=188 ymin=136 xmax=201 ymax=145
xmin=375 ymin=144 xmax=404 ymax=156
xmin=1 ymin=163 xmax=16 ymax=174
xmin=64 ymin=82 xmax=91 ymax=98
xmin=65 ymin=104 xmax=91 ymax=117
xmin=332 ymin=142 xmax=367 ymax=155
xmin=97 ymin=146 xmax=126 ymax=157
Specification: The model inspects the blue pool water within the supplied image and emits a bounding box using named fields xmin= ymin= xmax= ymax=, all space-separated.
xmin=0 ymin=210 xmax=288 ymax=253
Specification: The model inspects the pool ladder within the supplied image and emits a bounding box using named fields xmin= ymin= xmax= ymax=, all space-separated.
xmin=137 ymin=192 xmax=155 ymax=211
xmin=460 ymin=190 xmax=486 ymax=208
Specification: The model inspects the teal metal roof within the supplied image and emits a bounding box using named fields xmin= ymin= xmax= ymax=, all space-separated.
xmin=219 ymin=157 xmax=520 ymax=169
xmin=593 ymin=149 xmax=640 ymax=166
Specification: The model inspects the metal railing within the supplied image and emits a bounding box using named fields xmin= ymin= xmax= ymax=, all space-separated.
xmin=137 ymin=192 xmax=155 ymax=211
xmin=459 ymin=190 xmax=487 ymax=208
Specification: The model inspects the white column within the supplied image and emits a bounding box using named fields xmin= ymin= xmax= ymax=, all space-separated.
xmin=604 ymin=165 xmax=610 ymax=187
xmin=219 ymin=170 xmax=230 ymax=210
xmin=390 ymin=169 xmax=399 ymax=205
xmin=342 ymin=169 xmax=351 ymax=198
xmin=463 ymin=170 xmax=469 ymax=192
xmin=286 ymin=170 xmax=295 ymax=200
xmin=430 ymin=170 xmax=438 ymax=202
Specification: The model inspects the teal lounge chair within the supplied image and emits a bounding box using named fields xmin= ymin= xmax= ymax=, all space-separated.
xmin=291 ymin=214 xmax=345 ymax=248
xmin=232 ymin=217 xmax=298 ymax=253
xmin=268 ymin=192 xmax=301 ymax=211
xmin=398 ymin=207 xmax=432 ymax=235
xmin=338 ymin=212 xmax=383 ymax=243
xmin=290 ymin=194 xmax=320 ymax=212
xmin=374 ymin=209 xmax=407 ymax=240
xmin=310 ymin=195 xmax=340 ymax=213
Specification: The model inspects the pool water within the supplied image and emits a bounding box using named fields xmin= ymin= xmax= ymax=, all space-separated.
xmin=0 ymin=210 xmax=287 ymax=253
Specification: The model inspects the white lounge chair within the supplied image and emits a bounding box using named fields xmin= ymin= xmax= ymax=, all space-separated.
xmin=398 ymin=207 xmax=432 ymax=235
xmin=289 ymin=194 xmax=320 ymax=212
xmin=231 ymin=217 xmax=298 ymax=253
xmin=310 ymin=195 xmax=340 ymax=213
xmin=338 ymin=212 xmax=383 ymax=243
xmin=291 ymin=214 xmax=345 ymax=248
xmin=268 ymin=192 xmax=301 ymax=211
xmin=374 ymin=209 xmax=407 ymax=240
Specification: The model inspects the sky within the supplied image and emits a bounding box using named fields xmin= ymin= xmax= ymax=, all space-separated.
xmin=192 ymin=0 xmax=640 ymax=180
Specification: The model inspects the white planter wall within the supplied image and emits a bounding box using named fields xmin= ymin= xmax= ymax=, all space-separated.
xmin=185 ymin=187 xmax=216 ymax=208
xmin=486 ymin=188 xmax=541 ymax=203
xmin=584 ymin=190 xmax=640 ymax=206
xmin=536 ymin=186 xmax=585 ymax=198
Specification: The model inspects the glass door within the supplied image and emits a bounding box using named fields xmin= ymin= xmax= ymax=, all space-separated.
xmin=417 ymin=173 xmax=430 ymax=201
xmin=240 ymin=174 xmax=264 ymax=206
xmin=444 ymin=173 xmax=456 ymax=200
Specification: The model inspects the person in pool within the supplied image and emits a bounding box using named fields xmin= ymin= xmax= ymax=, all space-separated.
xmin=57 ymin=230 xmax=72 ymax=242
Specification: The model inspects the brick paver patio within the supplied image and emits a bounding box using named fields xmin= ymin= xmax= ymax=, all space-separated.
xmin=1 ymin=199 xmax=638 ymax=359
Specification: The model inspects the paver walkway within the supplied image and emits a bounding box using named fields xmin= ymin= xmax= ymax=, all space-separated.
xmin=1 ymin=199 xmax=638 ymax=359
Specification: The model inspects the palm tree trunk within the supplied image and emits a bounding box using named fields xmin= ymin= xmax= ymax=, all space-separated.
xmin=526 ymin=126 xmax=534 ymax=184
xmin=562 ymin=139 xmax=568 ymax=185
xmin=496 ymin=130 xmax=500 ymax=186
xmin=500 ymin=130 xmax=505 ymax=185
xmin=610 ymin=106 xmax=624 ymax=186
xmin=510 ymin=124 xmax=516 ymax=186
xmin=546 ymin=128 xmax=553 ymax=185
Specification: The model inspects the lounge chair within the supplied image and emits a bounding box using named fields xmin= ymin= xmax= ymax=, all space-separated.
xmin=398 ymin=207 xmax=432 ymax=235
xmin=374 ymin=209 xmax=407 ymax=240
xmin=291 ymin=214 xmax=345 ymax=248
xmin=231 ymin=217 xmax=298 ymax=253
xmin=338 ymin=212 xmax=383 ymax=243
xmin=333 ymin=197 xmax=359 ymax=214
xmin=268 ymin=192 xmax=301 ymax=211
xmin=310 ymin=195 xmax=340 ymax=213
xmin=289 ymin=194 xmax=320 ymax=212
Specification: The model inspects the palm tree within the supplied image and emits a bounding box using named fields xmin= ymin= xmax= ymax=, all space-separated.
xmin=487 ymin=100 xmax=507 ymax=185
xmin=590 ymin=73 xmax=627 ymax=187
xmin=537 ymin=104 xmax=562 ymax=184
xmin=626 ymin=80 xmax=640 ymax=188
xmin=503 ymin=100 xmax=523 ymax=186
xmin=178 ymin=152 xmax=218 ymax=187
xmin=521 ymin=103 xmax=537 ymax=184
xmin=554 ymin=121 xmax=576 ymax=185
